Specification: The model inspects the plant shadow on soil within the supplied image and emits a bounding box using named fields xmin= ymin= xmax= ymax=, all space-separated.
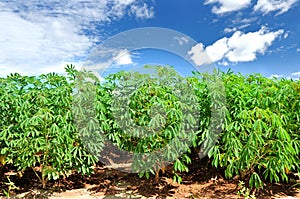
xmin=0 ymin=156 xmax=299 ymax=199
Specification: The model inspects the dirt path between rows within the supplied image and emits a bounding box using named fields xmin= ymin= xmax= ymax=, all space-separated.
xmin=1 ymin=162 xmax=300 ymax=199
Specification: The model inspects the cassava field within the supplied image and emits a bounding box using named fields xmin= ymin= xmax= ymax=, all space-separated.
xmin=0 ymin=64 xmax=299 ymax=198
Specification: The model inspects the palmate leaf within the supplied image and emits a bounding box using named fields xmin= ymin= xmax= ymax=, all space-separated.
xmin=216 ymin=72 xmax=300 ymax=189
xmin=0 ymin=64 xmax=299 ymax=189
xmin=98 ymin=65 xmax=200 ymax=181
xmin=0 ymin=66 xmax=99 ymax=188
xmin=249 ymin=172 xmax=263 ymax=189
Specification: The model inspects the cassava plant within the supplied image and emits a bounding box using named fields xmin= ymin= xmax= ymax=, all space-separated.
xmin=206 ymin=71 xmax=300 ymax=189
xmin=0 ymin=65 xmax=97 ymax=188
xmin=96 ymin=65 xmax=199 ymax=183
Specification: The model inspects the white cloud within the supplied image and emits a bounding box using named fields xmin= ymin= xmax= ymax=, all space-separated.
xmin=226 ymin=27 xmax=284 ymax=62
xmin=291 ymin=71 xmax=300 ymax=79
xmin=218 ymin=60 xmax=230 ymax=66
xmin=204 ymin=0 xmax=252 ymax=14
xmin=297 ymin=48 xmax=300 ymax=52
xmin=231 ymin=16 xmax=258 ymax=25
xmin=269 ymin=74 xmax=284 ymax=78
xmin=270 ymin=72 xmax=300 ymax=80
xmin=206 ymin=38 xmax=229 ymax=61
xmin=188 ymin=26 xmax=284 ymax=66
xmin=188 ymin=43 xmax=213 ymax=66
xmin=224 ymin=27 xmax=238 ymax=33
xmin=174 ymin=36 xmax=190 ymax=46
xmin=2 ymin=0 xmax=153 ymax=24
xmin=82 ymin=48 xmax=138 ymax=72
xmin=0 ymin=0 xmax=154 ymax=76
xmin=254 ymin=0 xmax=297 ymax=15
xmin=0 ymin=61 xmax=83 ymax=77
xmin=131 ymin=3 xmax=154 ymax=19
xmin=224 ymin=24 xmax=251 ymax=33
xmin=0 ymin=12 xmax=92 ymax=76
xmin=114 ymin=50 xmax=134 ymax=65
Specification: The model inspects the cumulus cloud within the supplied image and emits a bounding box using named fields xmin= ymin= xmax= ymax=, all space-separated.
xmin=0 ymin=12 xmax=91 ymax=76
xmin=188 ymin=26 xmax=284 ymax=66
xmin=204 ymin=0 xmax=252 ymax=14
xmin=254 ymin=0 xmax=297 ymax=15
xmin=226 ymin=27 xmax=284 ymax=62
xmin=114 ymin=50 xmax=134 ymax=65
xmin=205 ymin=38 xmax=229 ymax=62
xmin=0 ymin=0 xmax=154 ymax=76
xmin=188 ymin=43 xmax=213 ymax=66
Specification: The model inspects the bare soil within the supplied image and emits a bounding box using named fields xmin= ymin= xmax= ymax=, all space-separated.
xmin=1 ymin=158 xmax=299 ymax=199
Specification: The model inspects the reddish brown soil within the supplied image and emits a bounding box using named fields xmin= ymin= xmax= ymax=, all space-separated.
xmin=1 ymin=159 xmax=299 ymax=199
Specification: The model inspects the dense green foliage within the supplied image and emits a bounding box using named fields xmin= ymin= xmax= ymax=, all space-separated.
xmin=215 ymin=72 xmax=300 ymax=188
xmin=96 ymin=66 xmax=200 ymax=182
xmin=0 ymin=65 xmax=299 ymax=189
xmin=0 ymin=65 xmax=97 ymax=188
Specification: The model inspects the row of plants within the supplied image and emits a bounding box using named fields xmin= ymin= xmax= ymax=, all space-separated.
xmin=0 ymin=64 xmax=299 ymax=190
xmin=0 ymin=65 xmax=97 ymax=188
xmin=208 ymin=71 xmax=300 ymax=188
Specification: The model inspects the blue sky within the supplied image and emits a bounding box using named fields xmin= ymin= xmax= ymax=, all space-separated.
xmin=0 ymin=0 xmax=300 ymax=79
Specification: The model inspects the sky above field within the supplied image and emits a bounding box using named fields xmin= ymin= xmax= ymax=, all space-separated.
xmin=0 ymin=0 xmax=300 ymax=79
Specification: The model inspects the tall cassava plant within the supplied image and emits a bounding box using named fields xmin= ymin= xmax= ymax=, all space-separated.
xmin=0 ymin=65 xmax=97 ymax=188
xmin=96 ymin=65 xmax=199 ymax=183
xmin=210 ymin=72 xmax=300 ymax=189
xmin=0 ymin=64 xmax=299 ymax=190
